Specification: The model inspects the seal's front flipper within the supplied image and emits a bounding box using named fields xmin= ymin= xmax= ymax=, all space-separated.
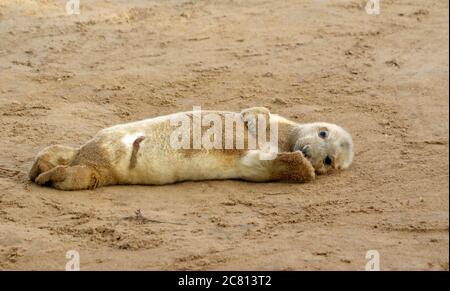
xmin=240 ymin=107 xmax=271 ymax=137
xmin=239 ymin=150 xmax=315 ymax=183
xmin=269 ymin=151 xmax=316 ymax=182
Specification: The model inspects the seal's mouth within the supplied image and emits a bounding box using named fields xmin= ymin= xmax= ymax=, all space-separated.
xmin=298 ymin=144 xmax=312 ymax=159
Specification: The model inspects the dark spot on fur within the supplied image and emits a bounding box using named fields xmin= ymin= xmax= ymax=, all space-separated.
xmin=129 ymin=136 xmax=145 ymax=169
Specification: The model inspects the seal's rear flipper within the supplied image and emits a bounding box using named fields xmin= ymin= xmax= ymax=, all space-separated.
xmin=29 ymin=145 xmax=78 ymax=182
xmin=35 ymin=165 xmax=101 ymax=191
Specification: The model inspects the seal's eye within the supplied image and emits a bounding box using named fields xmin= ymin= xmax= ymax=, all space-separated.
xmin=324 ymin=156 xmax=332 ymax=166
xmin=318 ymin=130 xmax=328 ymax=139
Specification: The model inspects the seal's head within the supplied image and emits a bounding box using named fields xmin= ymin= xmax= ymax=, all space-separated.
xmin=292 ymin=122 xmax=353 ymax=174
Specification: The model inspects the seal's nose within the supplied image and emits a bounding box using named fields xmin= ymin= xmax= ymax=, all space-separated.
xmin=300 ymin=145 xmax=311 ymax=158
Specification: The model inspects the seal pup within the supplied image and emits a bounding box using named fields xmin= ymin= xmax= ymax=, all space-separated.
xmin=29 ymin=107 xmax=353 ymax=190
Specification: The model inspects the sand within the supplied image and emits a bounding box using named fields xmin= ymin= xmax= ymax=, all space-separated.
xmin=0 ymin=0 xmax=448 ymax=270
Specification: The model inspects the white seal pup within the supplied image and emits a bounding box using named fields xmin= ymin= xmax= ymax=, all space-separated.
xmin=29 ymin=107 xmax=353 ymax=190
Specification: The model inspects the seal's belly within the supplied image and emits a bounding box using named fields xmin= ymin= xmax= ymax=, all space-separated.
xmin=128 ymin=149 xmax=243 ymax=184
xmin=113 ymin=142 xmax=243 ymax=185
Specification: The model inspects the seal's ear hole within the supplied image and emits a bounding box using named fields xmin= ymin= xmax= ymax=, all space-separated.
xmin=340 ymin=141 xmax=349 ymax=149
xmin=318 ymin=127 xmax=329 ymax=139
